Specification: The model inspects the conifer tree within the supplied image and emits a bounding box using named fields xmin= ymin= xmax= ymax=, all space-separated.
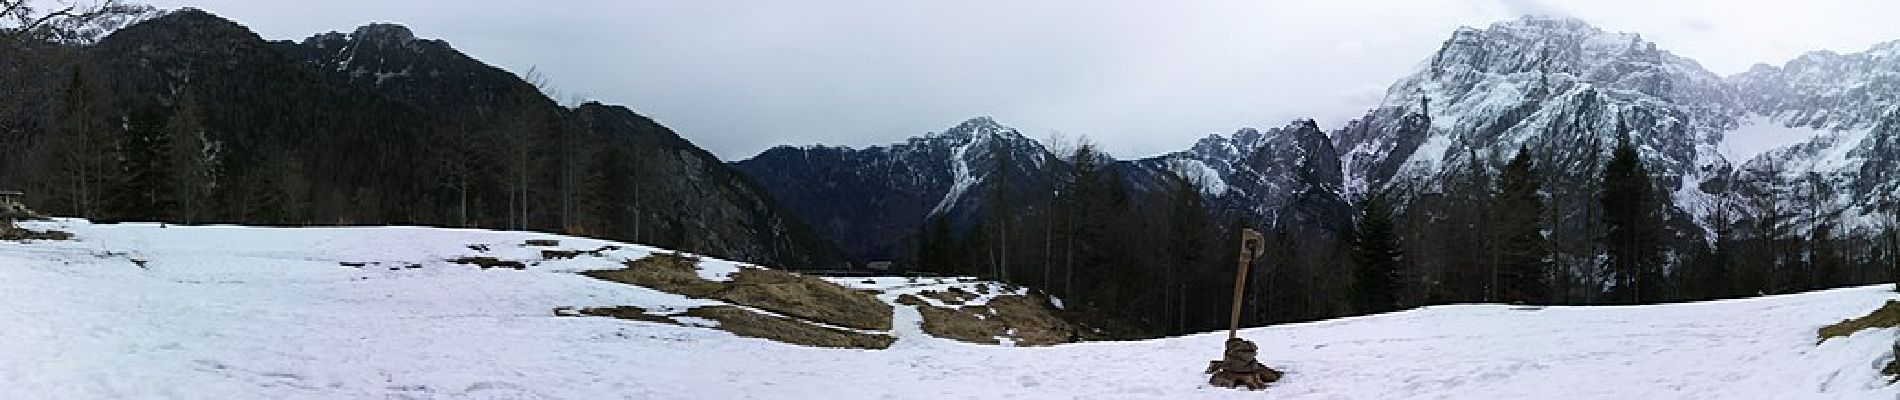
xmin=1350 ymin=194 xmax=1403 ymax=313
xmin=1600 ymin=128 xmax=1663 ymax=304
xmin=167 ymin=94 xmax=220 ymax=224
xmin=1494 ymin=146 xmax=1550 ymax=303
xmin=107 ymin=100 xmax=175 ymax=222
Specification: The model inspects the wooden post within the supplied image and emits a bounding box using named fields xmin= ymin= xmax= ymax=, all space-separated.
xmin=1229 ymin=228 xmax=1265 ymax=340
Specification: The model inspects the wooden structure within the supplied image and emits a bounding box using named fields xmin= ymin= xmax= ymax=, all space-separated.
xmin=1205 ymin=228 xmax=1283 ymax=390
xmin=0 ymin=190 xmax=23 ymax=232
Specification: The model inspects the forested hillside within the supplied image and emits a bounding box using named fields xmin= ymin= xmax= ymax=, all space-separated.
xmin=0 ymin=8 xmax=845 ymax=268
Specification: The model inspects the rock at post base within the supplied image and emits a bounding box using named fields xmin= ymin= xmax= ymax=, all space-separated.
xmin=1205 ymin=337 xmax=1283 ymax=390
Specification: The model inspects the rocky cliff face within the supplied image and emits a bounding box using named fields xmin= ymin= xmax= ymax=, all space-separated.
xmin=745 ymin=16 xmax=1900 ymax=265
xmin=1123 ymin=120 xmax=1350 ymax=235
xmin=1335 ymin=17 xmax=1745 ymax=241
xmin=1726 ymin=41 xmax=1900 ymax=232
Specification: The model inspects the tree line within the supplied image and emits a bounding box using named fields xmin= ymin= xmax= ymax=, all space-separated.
xmin=913 ymin=130 xmax=1900 ymax=338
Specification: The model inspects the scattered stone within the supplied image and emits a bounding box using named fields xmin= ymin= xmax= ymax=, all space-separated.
xmin=523 ymin=239 xmax=560 ymax=247
xmin=339 ymin=262 xmax=367 ymax=268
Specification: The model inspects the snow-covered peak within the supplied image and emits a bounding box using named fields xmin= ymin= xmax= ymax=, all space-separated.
xmin=925 ymin=116 xmax=1024 ymax=145
xmin=1728 ymin=38 xmax=1900 ymax=132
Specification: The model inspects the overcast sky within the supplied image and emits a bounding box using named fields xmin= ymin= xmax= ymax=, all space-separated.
xmin=145 ymin=0 xmax=1900 ymax=160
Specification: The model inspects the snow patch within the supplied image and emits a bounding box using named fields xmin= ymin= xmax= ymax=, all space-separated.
xmin=1722 ymin=115 xmax=1832 ymax=163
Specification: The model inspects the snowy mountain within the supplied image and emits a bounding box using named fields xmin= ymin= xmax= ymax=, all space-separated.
xmin=5 ymin=219 xmax=1898 ymax=398
xmin=733 ymin=117 xmax=1059 ymax=261
xmin=1335 ymin=16 xmax=1747 ymax=243
xmin=1726 ymin=42 xmax=1900 ymax=233
xmin=1123 ymin=120 xmax=1351 ymax=235
xmin=739 ymin=16 xmax=1900 ymax=270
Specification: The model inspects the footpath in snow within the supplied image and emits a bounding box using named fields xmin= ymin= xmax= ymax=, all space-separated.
xmin=2 ymin=219 xmax=1898 ymax=399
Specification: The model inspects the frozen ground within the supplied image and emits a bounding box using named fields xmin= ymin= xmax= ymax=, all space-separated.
xmin=3 ymin=220 xmax=1898 ymax=399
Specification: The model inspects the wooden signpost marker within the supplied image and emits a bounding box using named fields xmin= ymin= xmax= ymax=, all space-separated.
xmin=1228 ymin=228 xmax=1264 ymax=340
xmin=1206 ymin=228 xmax=1281 ymax=390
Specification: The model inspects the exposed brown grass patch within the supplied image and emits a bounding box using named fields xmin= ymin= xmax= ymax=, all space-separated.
xmin=908 ymin=293 xmax=1076 ymax=346
xmin=718 ymin=268 xmax=892 ymax=331
xmin=681 ymin=306 xmax=894 ymax=349
xmin=581 ymin=253 xmax=722 ymax=296
xmin=0 ymin=228 xmax=73 ymax=242
xmin=1818 ymin=300 xmax=1900 ymax=342
xmin=580 ymin=253 xmax=893 ymax=330
xmin=448 ymin=256 xmax=526 ymax=270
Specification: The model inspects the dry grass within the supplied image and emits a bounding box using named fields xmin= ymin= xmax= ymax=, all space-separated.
xmin=681 ymin=306 xmax=895 ymax=350
xmin=905 ymin=293 xmax=1076 ymax=346
xmin=447 ymin=256 xmax=526 ymax=270
xmin=0 ymin=228 xmax=72 ymax=242
xmin=583 ymin=254 xmax=892 ymax=330
xmin=1817 ymin=300 xmax=1900 ymax=342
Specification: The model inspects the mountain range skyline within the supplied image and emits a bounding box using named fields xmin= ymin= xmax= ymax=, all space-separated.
xmin=135 ymin=0 xmax=1900 ymax=161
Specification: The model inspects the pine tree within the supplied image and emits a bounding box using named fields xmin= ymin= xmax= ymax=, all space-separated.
xmin=51 ymin=67 xmax=111 ymax=218
xmin=1161 ymin=164 xmax=1212 ymax=331
xmin=1701 ymin=207 xmax=1740 ymax=299
xmin=1810 ymin=220 xmax=1842 ymax=290
xmin=167 ymin=94 xmax=220 ymax=224
xmin=107 ymin=100 xmax=175 ymax=222
xmin=919 ymin=215 xmax=956 ymax=274
xmin=1350 ymin=194 xmax=1404 ymax=314
xmin=1600 ymin=128 xmax=1663 ymax=304
xmin=1494 ymin=146 xmax=1550 ymax=303
xmin=579 ymin=142 xmax=630 ymax=238
xmin=984 ymin=138 xmax=1015 ymax=281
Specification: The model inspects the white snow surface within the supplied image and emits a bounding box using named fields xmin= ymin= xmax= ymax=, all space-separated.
xmin=1723 ymin=115 xmax=1836 ymax=164
xmin=6 ymin=220 xmax=1900 ymax=399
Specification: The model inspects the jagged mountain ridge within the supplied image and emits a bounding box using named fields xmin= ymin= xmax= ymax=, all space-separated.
xmin=736 ymin=117 xmax=1355 ymax=262
xmin=1336 ymin=17 xmax=1746 ymax=243
xmin=1122 ymin=120 xmax=1351 ymax=235
xmin=743 ymin=16 xmax=1900 ymax=265
xmin=1726 ymin=40 xmax=1900 ymax=230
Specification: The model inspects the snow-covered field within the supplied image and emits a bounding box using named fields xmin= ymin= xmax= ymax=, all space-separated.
xmin=4 ymin=220 xmax=1899 ymax=399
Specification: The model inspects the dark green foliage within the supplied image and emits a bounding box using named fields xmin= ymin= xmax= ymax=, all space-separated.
xmin=1600 ymin=129 xmax=1664 ymax=304
xmin=1494 ymin=146 xmax=1550 ymax=304
xmin=0 ymin=11 xmax=846 ymax=268
xmin=918 ymin=216 xmax=958 ymax=275
xmin=1350 ymin=194 xmax=1403 ymax=313
xmin=104 ymin=99 xmax=175 ymax=222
